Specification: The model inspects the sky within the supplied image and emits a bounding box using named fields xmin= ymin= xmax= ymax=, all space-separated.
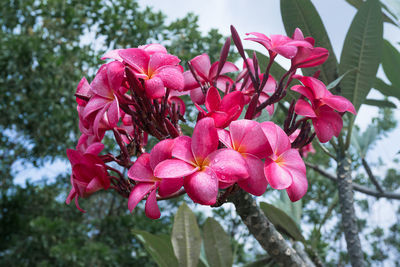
xmin=13 ymin=0 xmax=400 ymax=261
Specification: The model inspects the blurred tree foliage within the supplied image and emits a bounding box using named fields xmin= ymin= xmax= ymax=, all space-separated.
xmin=0 ymin=0 xmax=235 ymax=265
xmin=0 ymin=0 xmax=229 ymax=187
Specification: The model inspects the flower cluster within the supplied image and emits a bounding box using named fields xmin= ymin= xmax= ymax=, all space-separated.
xmin=66 ymin=27 xmax=355 ymax=218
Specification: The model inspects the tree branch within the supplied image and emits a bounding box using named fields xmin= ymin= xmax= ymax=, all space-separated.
xmin=305 ymin=162 xmax=400 ymax=200
xmin=228 ymin=189 xmax=306 ymax=266
xmin=361 ymin=158 xmax=384 ymax=193
xmin=336 ymin=152 xmax=364 ymax=267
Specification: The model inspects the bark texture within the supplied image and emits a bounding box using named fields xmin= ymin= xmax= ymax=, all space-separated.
xmin=229 ymin=189 xmax=307 ymax=267
xmin=337 ymin=152 xmax=364 ymax=267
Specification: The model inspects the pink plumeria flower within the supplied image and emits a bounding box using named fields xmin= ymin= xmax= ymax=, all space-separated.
xmin=154 ymin=118 xmax=249 ymax=205
xmin=261 ymin=122 xmax=308 ymax=202
xmin=82 ymin=61 xmax=125 ymax=139
xmin=118 ymin=48 xmax=184 ymax=99
xmin=289 ymin=129 xmax=316 ymax=158
xmin=183 ymin=53 xmax=238 ymax=104
xmin=100 ymin=44 xmax=168 ymax=61
xmin=195 ymin=86 xmax=245 ymax=128
xmin=218 ymin=120 xmax=273 ymax=196
xmin=291 ymin=28 xmax=329 ymax=69
xmin=128 ymin=139 xmax=183 ymax=219
xmin=245 ymin=32 xmax=312 ymax=59
xmin=291 ymin=75 xmax=356 ymax=143
xmin=66 ymin=142 xmax=110 ymax=212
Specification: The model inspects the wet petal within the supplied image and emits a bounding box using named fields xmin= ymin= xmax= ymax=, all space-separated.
xmin=191 ymin=118 xmax=219 ymax=164
xmin=238 ymin=155 xmax=268 ymax=196
xmin=158 ymin=178 xmax=183 ymax=197
xmin=208 ymin=149 xmax=249 ymax=181
xmin=172 ymin=136 xmax=195 ymax=165
xmin=150 ymin=139 xmax=175 ymax=170
xmin=184 ymin=167 xmax=218 ymax=205
xmin=264 ymin=158 xmax=293 ymax=190
xmin=128 ymin=153 xmax=154 ymax=182
xmin=154 ymin=159 xmax=198 ymax=178
xmin=128 ymin=182 xmax=154 ymax=212
xmin=145 ymin=189 xmax=161 ymax=219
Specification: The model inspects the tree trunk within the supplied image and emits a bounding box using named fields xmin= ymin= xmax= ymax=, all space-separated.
xmin=336 ymin=151 xmax=364 ymax=267
xmin=229 ymin=189 xmax=307 ymax=266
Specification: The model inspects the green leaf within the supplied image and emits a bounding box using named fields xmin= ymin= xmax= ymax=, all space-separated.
xmin=345 ymin=0 xmax=399 ymax=26
xmin=260 ymin=202 xmax=306 ymax=243
xmin=339 ymin=0 xmax=383 ymax=112
xmin=172 ymin=203 xmax=202 ymax=267
xmin=133 ymin=230 xmax=179 ymax=267
xmin=382 ymin=40 xmax=400 ymax=87
xmin=203 ymin=218 xmax=233 ymax=267
xmin=374 ymin=78 xmax=400 ymax=100
xmin=351 ymin=126 xmax=379 ymax=157
xmin=326 ymin=68 xmax=358 ymax=90
xmin=280 ymin=0 xmax=338 ymax=84
xmin=364 ymin=99 xmax=397 ymax=108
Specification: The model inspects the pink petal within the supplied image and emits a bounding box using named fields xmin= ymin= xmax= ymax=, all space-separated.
xmin=238 ymin=154 xmax=268 ymax=196
xmin=208 ymin=148 xmax=249 ymax=181
xmin=168 ymin=96 xmax=186 ymax=115
xmin=172 ymin=136 xmax=195 ymax=165
xmin=290 ymin=85 xmax=314 ymax=101
xmin=322 ymin=95 xmax=357 ymax=114
xmin=150 ymin=139 xmax=175 ymax=170
xmin=183 ymin=71 xmax=201 ymax=91
xmin=101 ymin=49 xmax=123 ymax=61
xmin=149 ymin=53 xmax=180 ymax=71
xmin=106 ymin=99 xmax=120 ymax=128
xmin=91 ymin=66 xmax=114 ymax=99
xmin=215 ymin=75 xmax=235 ymax=92
xmin=118 ymin=48 xmax=149 ymax=73
xmin=154 ymin=159 xmax=198 ymax=178
xmin=190 ymin=87 xmax=206 ymax=105
xmin=191 ymin=118 xmax=219 ymax=164
xmin=292 ymin=28 xmax=304 ymax=40
xmin=85 ymin=142 xmax=104 ymax=155
xmin=67 ymin=149 xmax=83 ymax=166
xmin=209 ymin=61 xmax=239 ymax=80
xmin=128 ymin=183 xmax=154 ymax=212
xmin=273 ymin=45 xmax=298 ymax=59
xmin=82 ymin=95 xmax=110 ymax=119
xmin=75 ymin=77 xmax=92 ymax=106
xmin=184 ymin=167 xmax=218 ymax=205
xmin=295 ymin=99 xmax=317 ymax=118
xmin=145 ymin=76 xmax=165 ymax=99
xmin=277 ymin=149 xmax=306 ymax=174
xmin=190 ymin=54 xmax=211 ymax=80
xmin=205 ymin=86 xmax=221 ymax=111
xmin=229 ymin=120 xmax=272 ymax=158
xmin=158 ymin=178 xmax=183 ymax=197
xmin=297 ymin=76 xmax=328 ymax=99
xmin=156 ymin=66 xmax=184 ymax=91
xmin=106 ymin=61 xmax=125 ymax=90
xmin=219 ymin=91 xmax=244 ymax=113
xmin=217 ymin=129 xmax=233 ymax=149
xmin=128 ymin=153 xmax=154 ymax=182
xmin=264 ymin=158 xmax=293 ymax=189
xmin=260 ymin=122 xmax=291 ymax=156
xmin=86 ymin=178 xmax=103 ymax=194
xmin=139 ymin=43 xmax=168 ymax=55
xmin=145 ymin=189 xmax=161 ymax=219
xmin=286 ymin=168 xmax=308 ymax=202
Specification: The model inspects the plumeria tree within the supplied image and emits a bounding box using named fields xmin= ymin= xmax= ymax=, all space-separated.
xmin=64 ymin=9 xmax=362 ymax=263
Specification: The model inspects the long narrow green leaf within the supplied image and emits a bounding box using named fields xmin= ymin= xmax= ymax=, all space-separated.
xmin=339 ymin=0 xmax=383 ymax=112
xmin=382 ymin=40 xmax=400 ymax=87
xmin=326 ymin=68 xmax=358 ymax=90
xmin=172 ymin=203 xmax=202 ymax=267
xmin=345 ymin=0 xmax=399 ymax=25
xmin=280 ymin=0 xmax=338 ymax=84
xmin=364 ymin=99 xmax=397 ymax=108
xmin=374 ymin=78 xmax=400 ymax=100
xmin=260 ymin=202 xmax=306 ymax=243
xmin=133 ymin=230 xmax=178 ymax=267
xmin=203 ymin=218 xmax=233 ymax=267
